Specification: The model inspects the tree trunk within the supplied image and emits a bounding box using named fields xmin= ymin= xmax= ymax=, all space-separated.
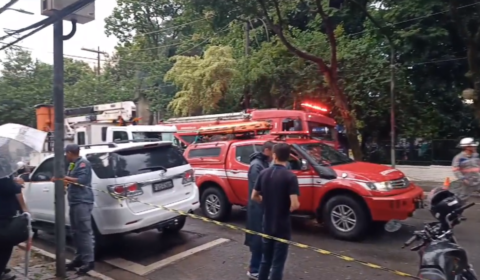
xmin=324 ymin=68 xmax=363 ymax=160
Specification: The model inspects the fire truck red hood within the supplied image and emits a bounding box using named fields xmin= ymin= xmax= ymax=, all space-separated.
xmin=331 ymin=162 xmax=405 ymax=182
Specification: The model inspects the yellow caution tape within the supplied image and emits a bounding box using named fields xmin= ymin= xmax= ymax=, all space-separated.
xmin=61 ymin=179 xmax=428 ymax=280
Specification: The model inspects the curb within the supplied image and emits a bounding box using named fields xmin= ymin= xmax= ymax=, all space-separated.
xmin=17 ymin=243 xmax=114 ymax=280
xmin=414 ymin=181 xmax=480 ymax=198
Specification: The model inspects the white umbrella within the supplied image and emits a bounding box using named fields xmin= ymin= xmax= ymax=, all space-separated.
xmin=0 ymin=123 xmax=47 ymax=178
xmin=0 ymin=124 xmax=47 ymax=277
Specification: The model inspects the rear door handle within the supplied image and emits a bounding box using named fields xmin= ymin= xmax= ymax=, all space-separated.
xmin=231 ymin=170 xmax=240 ymax=174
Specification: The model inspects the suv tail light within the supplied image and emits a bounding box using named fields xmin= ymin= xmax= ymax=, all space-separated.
xmin=182 ymin=169 xmax=194 ymax=184
xmin=107 ymin=183 xmax=143 ymax=198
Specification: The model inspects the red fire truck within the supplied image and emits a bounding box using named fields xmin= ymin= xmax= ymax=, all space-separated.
xmin=163 ymin=103 xmax=338 ymax=149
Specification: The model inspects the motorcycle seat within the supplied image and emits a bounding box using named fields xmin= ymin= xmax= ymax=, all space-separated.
xmin=418 ymin=267 xmax=447 ymax=280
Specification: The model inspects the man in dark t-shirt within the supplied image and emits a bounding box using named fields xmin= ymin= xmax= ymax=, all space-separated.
xmin=251 ymin=143 xmax=300 ymax=280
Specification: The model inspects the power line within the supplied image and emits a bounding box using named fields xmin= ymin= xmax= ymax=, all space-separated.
xmin=0 ymin=0 xmax=18 ymax=15
xmin=0 ymin=0 xmax=95 ymax=51
xmin=408 ymin=57 xmax=466 ymax=66
xmin=0 ymin=2 xmax=474 ymax=66
xmin=137 ymin=16 xmax=213 ymax=36
xmin=340 ymin=2 xmax=480 ymax=39
xmin=81 ymin=47 xmax=108 ymax=75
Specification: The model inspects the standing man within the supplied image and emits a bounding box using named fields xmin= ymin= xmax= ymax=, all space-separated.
xmin=245 ymin=141 xmax=273 ymax=280
xmin=251 ymin=143 xmax=300 ymax=280
xmin=55 ymin=144 xmax=95 ymax=275
xmin=452 ymin=137 xmax=480 ymax=202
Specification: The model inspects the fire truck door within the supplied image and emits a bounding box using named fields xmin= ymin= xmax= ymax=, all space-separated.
xmin=226 ymin=143 xmax=257 ymax=205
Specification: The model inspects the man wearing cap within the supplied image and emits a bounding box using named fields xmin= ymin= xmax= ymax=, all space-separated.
xmin=452 ymin=137 xmax=480 ymax=202
xmin=54 ymin=144 xmax=95 ymax=275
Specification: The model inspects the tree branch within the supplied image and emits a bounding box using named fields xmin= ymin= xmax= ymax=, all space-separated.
xmin=271 ymin=0 xmax=284 ymax=25
xmin=348 ymin=0 xmax=394 ymax=47
xmin=475 ymin=26 xmax=480 ymax=45
xmin=314 ymin=0 xmax=338 ymax=75
xmin=449 ymin=0 xmax=473 ymax=45
xmin=256 ymin=0 xmax=329 ymax=70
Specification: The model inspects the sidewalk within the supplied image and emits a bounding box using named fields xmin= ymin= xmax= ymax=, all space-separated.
xmin=8 ymin=246 xmax=109 ymax=280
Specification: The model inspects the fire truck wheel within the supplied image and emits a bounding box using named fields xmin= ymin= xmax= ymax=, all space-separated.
xmin=201 ymin=186 xmax=232 ymax=221
xmin=322 ymin=195 xmax=369 ymax=241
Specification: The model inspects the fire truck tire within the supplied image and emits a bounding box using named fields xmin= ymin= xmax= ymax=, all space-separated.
xmin=322 ymin=195 xmax=369 ymax=241
xmin=200 ymin=186 xmax=232 ymax=221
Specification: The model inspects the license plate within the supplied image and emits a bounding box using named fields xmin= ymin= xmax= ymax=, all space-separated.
xmin=152 ymin=180 xmax=174 ymax=192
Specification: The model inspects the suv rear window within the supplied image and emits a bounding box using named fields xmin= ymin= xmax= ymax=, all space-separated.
xmin=88 ymin=145 xmax=188 ymax=178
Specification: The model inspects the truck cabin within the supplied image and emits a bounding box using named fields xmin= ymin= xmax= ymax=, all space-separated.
xmin=34 ymin=102 xmax=178 ymax=148
xmin=193 ymin=121 xmax=271 ymax=143
xmin=73 ymin=125 xmax=178 ymax=146
xmin=249 ymin=106 xmax=338 ymax=148
xmin=163 ymin=104 xmax=338 ymax=148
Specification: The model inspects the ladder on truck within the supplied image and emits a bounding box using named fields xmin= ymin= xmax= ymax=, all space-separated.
xmin=165 ymin=112 xmax=251 ymax=124
xmin=64 ymin=101 xmax=137 ymax=140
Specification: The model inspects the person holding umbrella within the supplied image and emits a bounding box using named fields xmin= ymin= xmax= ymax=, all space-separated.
xmin=0 ymin=174 xmax=29 ymax=280
xmin=0 ymin=124 xmax=49 ymax=280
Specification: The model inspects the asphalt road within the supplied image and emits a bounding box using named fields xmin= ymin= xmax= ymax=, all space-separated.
xmin=29 ymin=196 xmax=480 ymax=280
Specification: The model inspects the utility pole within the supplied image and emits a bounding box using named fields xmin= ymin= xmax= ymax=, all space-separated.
xmin=243 ymin=22 xmax=250 ymax=110
xmin=53 ymin=17 xmax=77 ymax=278
xmin=81 ymin=46 xmax=107 ymax=75
xmin=390 ymin=47 xmax=396 ymax=168
xmin=53 ymin=19 xmax=66 ymax=279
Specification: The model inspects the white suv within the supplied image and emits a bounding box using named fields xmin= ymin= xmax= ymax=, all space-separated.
xmin=23 ymin=141 xmax=199 ymax=249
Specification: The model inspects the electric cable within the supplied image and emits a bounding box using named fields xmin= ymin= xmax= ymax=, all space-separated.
xmin=0 ymin=0 xmax=94 ymax=43
xmin=0 ymin=0 xmax=18 ymax=15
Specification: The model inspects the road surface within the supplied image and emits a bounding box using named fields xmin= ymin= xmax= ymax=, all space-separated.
xmin=30 ymin=197 xmax=480 ymax=280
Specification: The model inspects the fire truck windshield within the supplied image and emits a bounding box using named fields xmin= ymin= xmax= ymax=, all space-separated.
xmin=307 ymin=122 xmax=336 ymax=141
xmin=300 ymin=142 xmax=353 ymax=166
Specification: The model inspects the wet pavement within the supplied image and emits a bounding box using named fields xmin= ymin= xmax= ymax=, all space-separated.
xmin=30 ymin=196 xmax=480 ymax=280
xmin=8 ymin=247 xmax=99 ymax=280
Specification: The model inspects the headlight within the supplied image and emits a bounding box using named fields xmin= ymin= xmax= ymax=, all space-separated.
xmin=358 ymin=181 xmax=392 ymax=191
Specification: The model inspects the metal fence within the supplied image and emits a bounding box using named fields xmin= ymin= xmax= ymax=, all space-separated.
xmin=363 ymin=139 xmax=462 ymax=166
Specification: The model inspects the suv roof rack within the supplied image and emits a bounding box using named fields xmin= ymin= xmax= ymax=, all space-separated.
xmin=79 ymin=143 xmax=118 ymax=149
xmin=113 ymin=138 xmax=162 ymax=143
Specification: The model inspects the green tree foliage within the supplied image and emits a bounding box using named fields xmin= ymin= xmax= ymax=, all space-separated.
xmin=165 ymin=46 xmax=238 ymax=116
xmin=0 ymin=48 xmax=135 ymax=126
xmin=1 ymin=0 xmax=478 ymax=162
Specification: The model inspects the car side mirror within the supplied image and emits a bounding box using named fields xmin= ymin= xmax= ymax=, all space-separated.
xmin=301 ymin=159 xmax=309 ymax=171
xmin=32 ymin=173 xmax=51 ymax=182
xmin=19 ymin=173 xmax=30 ymax=182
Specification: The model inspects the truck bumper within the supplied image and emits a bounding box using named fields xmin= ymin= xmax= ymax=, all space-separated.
xmin=364 ymin=185 xmax=425 ymax=222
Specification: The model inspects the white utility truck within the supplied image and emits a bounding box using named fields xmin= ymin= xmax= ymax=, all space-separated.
xmin=29 ymin=101 xmax=177 ymax=166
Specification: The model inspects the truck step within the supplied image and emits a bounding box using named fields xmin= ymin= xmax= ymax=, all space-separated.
xmin=239 ymin=206 xmax=313 ymax=219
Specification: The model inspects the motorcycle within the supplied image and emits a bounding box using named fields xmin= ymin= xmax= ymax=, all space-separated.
xmin=401 ymin=201 xmax=477 ymax=280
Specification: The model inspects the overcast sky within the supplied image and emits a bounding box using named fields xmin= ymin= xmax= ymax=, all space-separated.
xmin=0 ymin=0 xmax=119 ymax=68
